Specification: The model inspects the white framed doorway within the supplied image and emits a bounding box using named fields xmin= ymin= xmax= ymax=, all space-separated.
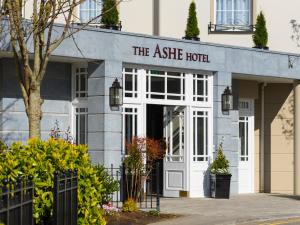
xmin=122 ymin=66 xmax=213 ymax=198
xmin=238 ymin=99 xmax=255 ymax=194
xmin=163 ymin=106 xmax=186 ymax=197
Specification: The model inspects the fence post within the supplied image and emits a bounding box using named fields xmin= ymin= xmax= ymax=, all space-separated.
xmin=121 ymin=163 xmax=126 ymax=203
xmin=28 ymin=175 xmax=34 ymax=225
xmin=53 ymin=171 xmax=59 ymax=225
xmin=155 ymin=161 xmax=160 ymax=211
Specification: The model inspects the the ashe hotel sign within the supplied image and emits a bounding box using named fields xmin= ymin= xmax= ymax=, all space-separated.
xmin=133 ymin=44 xmax=210 ymax=63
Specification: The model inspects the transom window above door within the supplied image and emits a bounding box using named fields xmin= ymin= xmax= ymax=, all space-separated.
xmin=210 ymin=0 xmax=253 ymax=33
xmin=146 ymin=70 xmax=185 ymax=100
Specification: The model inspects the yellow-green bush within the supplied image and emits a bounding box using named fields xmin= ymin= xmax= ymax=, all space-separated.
xmin=122 ymin=198 xmax=138 ymax=212
xmin=0 ymin=138 xmax=106 ymax=225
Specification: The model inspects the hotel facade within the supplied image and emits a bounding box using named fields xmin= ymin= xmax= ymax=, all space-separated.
xmin=1 ymin=0 xmax=300 ymax=197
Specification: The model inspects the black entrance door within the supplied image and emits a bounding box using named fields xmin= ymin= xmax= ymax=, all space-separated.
xmin=146 ymin=104 xmax=164 ymax=195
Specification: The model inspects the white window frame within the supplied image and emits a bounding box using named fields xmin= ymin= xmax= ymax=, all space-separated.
xmin=122 ymin=104 xmax=143 ymax=155
xmin=192 ymin=109 xmax=210 ymax=162
xmin=193 ymin=74 xmax=209 ymax=102
xmin=146 ymin=70 xmax=185 ymax=101
xmin=239 ymin=116 xmax=249 ymax=161
xmin=123 ymin=68 xmax=139 ymax=99
xmin=214 ymin=0 xmax=252 ymax=26
xmin=71 ymin=63 xmax=88 ymax=145
xmin=75 ymin=107 xmax=88 ymax=145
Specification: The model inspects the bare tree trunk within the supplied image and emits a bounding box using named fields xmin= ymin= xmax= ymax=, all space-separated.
xmin=27 ymin=87 xmax=43 ymax=138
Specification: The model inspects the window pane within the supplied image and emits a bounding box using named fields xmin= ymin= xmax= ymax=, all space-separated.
xmin=80 ymin=75 xmax=86 ymax=91
xmin=197 ymin=117 xmax=204 ymax=156
xmin=172 ymin=116 xmax=180 ymax=156
xmin=79 ymin=114 xmax=86 ymax=144
xmin=76 ymin=75 xmax=79 ymax=96
xmin=167 ymin=72 xmax=180 ymax=77
xmin=234 ymin=0 xmax=249 ymax=11
xmin=234 ymin=11 xmax=249 ymax=25
xmin=167 ymin=78 xmax=181 ymax=94
xmin=197 ymin=80 xmax=204 ymax=95
xmin=239 ymin=121 xmax=245 ymax=157
xmin=125 ymin=114 xmax=133 ymax=143
xmin=125 ymin=74 xmax=133 ymax=91
xmin=150 ymin=70 xmax=164 ymax=75
xmin=151 ymin=76 xmax=165 ymax=93
xmin=75 ymin=107 xmax=88 ymax=145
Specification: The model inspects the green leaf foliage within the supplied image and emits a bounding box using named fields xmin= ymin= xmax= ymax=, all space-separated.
xmin=0 ymin=138 xmax=118 ymax=225
xmin=210 ymin=142 xmax=230 ymax=175
xmin=122 ymin=198 xmax=138 ymax=212
xmin=185 ymin=1 xmax=200 ymax=38
xmin=101 ymin=0 xmax=119 ymax=26
xmin=94 ymin=165 xmax=119 ymax=205
xmin=253 ymin=11 xmax=268 ymax=48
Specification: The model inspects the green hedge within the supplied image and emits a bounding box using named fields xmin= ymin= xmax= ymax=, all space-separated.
xmin=0 ymin=138 xmax=117 ymax=225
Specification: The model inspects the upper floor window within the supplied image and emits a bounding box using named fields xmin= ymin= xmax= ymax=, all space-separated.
xmin=209 ymin=0 xmax=253 ymax=33
xmin=80 ymin=0 xmax=102 ymax=23
xmin=216 ymin=0 xmax=251 ymax=26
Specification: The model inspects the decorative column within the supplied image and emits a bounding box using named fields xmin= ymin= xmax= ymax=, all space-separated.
xmin=213 ymin=71 xmax=239 ymax=195
xmin=88 ymin=60 xmax=123 ymax=168
xmin=294 ymin=81 xmax=300 ymax=195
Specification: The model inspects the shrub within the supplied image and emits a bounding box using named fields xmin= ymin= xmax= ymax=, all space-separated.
xmin=94 ymin=165 xmax=119 ymax=205
xmin=122 ymin=198 xmax=138 ymax=212
xmin=0 ymin=140 xmax=7 ymax=153
xmin=185 ymin=1 xmax=200 ymax=39
xmin=124 ymin=137 xmax=165 ymax=201
xmin=253 ymin=11 xmax=268 ymax=48
xmin=149 ymin=209 xmax=160 ymax=217
xmin=210 ymin=142 xmax=230 ymax=175
xmin=101 ymin=0 xmax=119 ymax=26
xmin=0 ymin=138 xmax=106 ymax=225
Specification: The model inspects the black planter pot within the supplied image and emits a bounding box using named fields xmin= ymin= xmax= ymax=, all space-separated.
xmin=101 ymin=24 xmax=121 ymax=31
xmin=210 ymin=174 xmax=232 ymax=199
xmin=253 ymin=46 xmax=269 ymax=50
xmin=182 ymin=36 xmax=200 ymax=41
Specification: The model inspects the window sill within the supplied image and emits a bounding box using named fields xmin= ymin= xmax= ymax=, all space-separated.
xmin=208 ymin=23 xmax=255 ymax=34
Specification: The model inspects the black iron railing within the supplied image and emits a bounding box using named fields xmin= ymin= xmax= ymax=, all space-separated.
xmin=0 ymin=177 xmax=34 ymax=225
xmin=208 ymin=22 xmax=255 ymax=34
xmin=108 ymin=162 xmax=160 ymax=211
xmin=53 ymin=170 xmax=78 ymax=225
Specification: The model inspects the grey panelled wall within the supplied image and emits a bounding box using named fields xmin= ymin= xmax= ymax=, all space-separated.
xmin=88 ymin=60 xmax=123 ymax=167
xmin=1 ymin=25 xmax=300 ymax=79
xmin=0 ymin=58 xmax=72 ymax=143
xmin=213 ymin=71 xmax=239 ymax=195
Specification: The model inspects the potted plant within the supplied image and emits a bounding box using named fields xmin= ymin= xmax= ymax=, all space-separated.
xmin=210 ymin=142 xmax=232 ymax=199
xmin=183 ymin=1 xmax=200 ymax=41
xmin=253 ymin=11 xmax=269 ymax=50
xmin=101 ymin=0 xmax=121 ymax=30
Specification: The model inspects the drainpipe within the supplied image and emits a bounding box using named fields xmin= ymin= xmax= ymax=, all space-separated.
xmin=260 ymin=83 xmax=267 ymax=192
xmin=153 ymin=0 xmax=160 ymax=36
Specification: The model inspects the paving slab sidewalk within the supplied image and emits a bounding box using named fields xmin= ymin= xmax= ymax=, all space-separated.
xmin=150 ymin=194 xmax=300 ymax=225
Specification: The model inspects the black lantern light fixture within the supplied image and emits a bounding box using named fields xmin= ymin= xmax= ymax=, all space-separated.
xmin=109 ymin=78 xmax=123 ymax=109
xmin=222 ymin=86 xmax=233 ymax=112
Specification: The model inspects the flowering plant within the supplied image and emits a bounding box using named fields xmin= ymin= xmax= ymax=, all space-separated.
xmin=102 ymin=202 xmax=121 ymax=216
